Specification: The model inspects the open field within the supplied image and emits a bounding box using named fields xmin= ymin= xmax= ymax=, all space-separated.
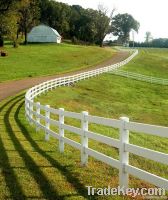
xmin=1 ymin=47 xmax=168 ymax=199
xmin=0 ymin=93 xmax=131 ymax=200
xmin=36 ymin=74 xmax=168 ymax=126
xmin=123 ymin=48 xmax=168 ymax=78
xmin=34 ymin=74 xmax=168 ymax=198
xmin=0 ymin=43 xmax=116 ymax=82
xmin=1 ymin=77 xmax=168 ymax=200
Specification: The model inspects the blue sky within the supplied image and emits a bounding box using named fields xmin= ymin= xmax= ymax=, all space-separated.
xmin=57 ymin=0 xmax=168 ymax=42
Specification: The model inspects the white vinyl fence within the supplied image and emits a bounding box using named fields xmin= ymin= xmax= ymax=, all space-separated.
xmin=25 ymin=49 xmax=168 ymax=190
xmin=110 ymin=70 xmax=168 ymax=85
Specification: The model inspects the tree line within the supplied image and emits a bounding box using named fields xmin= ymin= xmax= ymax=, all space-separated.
xmin=0 ymin=0 xmax=140 ymax=47
xmin=129 ymin=38 xmax=168 ymax=48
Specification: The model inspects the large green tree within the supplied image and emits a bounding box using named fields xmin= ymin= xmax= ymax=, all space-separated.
xmin=111 ymin=13 xmax=140 ymax=44
xmin=39 ymin=1 xmax=113 ymax=46
xmin=94 ymin=5 xmax=114 ymax=47
xmin=69 ymin=7 xmax=97 ymax=43
xmin=39 ymin=1 xmax=115 ymax=46
xmin=0 ymin=0 xmax=19 ymax=46
xmin=18 ymin=0 xmax=40 ymax=44
xmin=69 ymin=5 xmax=113 ymax=46
xmin=96 ymin=5 xmax=110 ymax=47
xmin=0 ymin=0 xmax=13 ymax=12
xmin=40 ymin=0 xmax=71 ymax=38
xmin=69 ymin=5 xmax=85 ymax=40
xmin=0 ymin=0 xmax=141 ymax=47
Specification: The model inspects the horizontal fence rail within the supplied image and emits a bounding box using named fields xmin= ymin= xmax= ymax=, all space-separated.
xmin=25 ymin=49 xmax=168 ymax=191
xmin=110 ymin=69 xmax=168 ymax=85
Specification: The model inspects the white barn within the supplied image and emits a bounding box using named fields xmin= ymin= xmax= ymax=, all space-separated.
xmin=27 ymin=25 xmax=61 ymax=43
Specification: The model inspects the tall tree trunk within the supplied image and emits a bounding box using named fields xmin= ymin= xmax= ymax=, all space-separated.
xmin=99 ymin=38 xmax=104 ymax=47
xmin=24 ymin=28 xmax=27 ymax=45
xmin=100 ymin=42 xmax=103 ymax=47
xmin=17 ymin=29 xmax=19 ymax=39
xmin=0 ymin=35 xmax=4 ymax=47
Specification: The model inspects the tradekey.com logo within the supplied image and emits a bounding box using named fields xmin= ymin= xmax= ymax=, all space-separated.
xmin=86 ymin=186 xmax=167 ymax=199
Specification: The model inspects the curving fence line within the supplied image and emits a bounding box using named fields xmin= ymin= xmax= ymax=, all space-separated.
xmin=25 ymin=49 xmax=168 ymax=190
xmin=110 ymin=69 xmax=168 ymax=85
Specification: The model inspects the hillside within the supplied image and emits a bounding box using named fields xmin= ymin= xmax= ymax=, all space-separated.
xmin=0 ymin=43 xmax=116 ymax=82
xmin=123 ymin=48 xmax=168 ymax=78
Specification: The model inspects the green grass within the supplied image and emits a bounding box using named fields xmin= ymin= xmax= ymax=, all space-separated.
xmin=34 ymin=74 xmax=168 ymax=198
xmin=37 ymin=74 xmax=168 ymax=126
xmin=123 ymin=48 xmax=168 ymax=78
xmin=0 ymin=43 xmax=116 ymax=82
xmin=0 ymin=93 xmax=132 ymax=200
xmin=3 ymin=79 xmax=168 ymax=200
xmin=1 ymin=76 xmax=168 ymax=200
xmin=1 ymin=47 xmax=168 ymax=199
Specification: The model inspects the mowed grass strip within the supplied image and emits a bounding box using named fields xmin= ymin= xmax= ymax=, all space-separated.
xmin=35 ymin=74 xmax=168 ymax=191
xmin=123 ymin=48 xmax=168 ymax=78
xmin=0 ymin=43 xmax=116 ymax=82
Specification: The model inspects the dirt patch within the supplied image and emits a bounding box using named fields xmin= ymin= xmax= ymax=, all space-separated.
xmin=0 ymin=51 xmax=129 ymax=101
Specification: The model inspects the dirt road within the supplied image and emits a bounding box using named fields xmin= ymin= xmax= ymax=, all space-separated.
xmin=0 ymin=51 xmax=129 ymax=101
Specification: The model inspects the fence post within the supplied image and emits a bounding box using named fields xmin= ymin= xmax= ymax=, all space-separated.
xmin=45 ymin=105 xmax=50 ymax=141
xmin=84 ymin=73 xmax=86 ymax=80
xmin=54 ymin=80 xmax=57 ymax=89
xmin=59 ymin=108 xmax=64 ymax=153
xmin=119 ymin=117 xmax=129 ymax=189
xmin=57 ymin=79 xmax=60 ymax=87
xmin=42 ymin=83 xmax=45 ymax=94
xmin=46 ymin=83 xmax=48 ymax=92
xmin=50 ymin=82 xmax=53 ymax=91
xmin=48 ymin=82 xmax=50 ymax=91
xmin=27 ymin=100 xmax=31 ymax=122
xmin=68 ymin=77 xmax=70 ymax=87
xmin=81 ymin=111 xmax=88 ymax=166
xmin=30 ymin=100 xmax=34 ymax=124
xmin=36 ymin=102 xmax=41 ymax=132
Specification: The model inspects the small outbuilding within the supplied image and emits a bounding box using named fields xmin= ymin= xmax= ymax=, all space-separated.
xmin=27 ymin=25 xmax=61 ymax=43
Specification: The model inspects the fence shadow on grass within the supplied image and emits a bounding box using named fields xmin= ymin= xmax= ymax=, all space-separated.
xmin=0 ymin=94 xmax=27 ymax=200
xmin=0 ymin=93 xmax=24 ymax=113
xmin=15 ymin=100 xmax=97 ymax=200
xmin=3 ymin=96 xmax=63 ymax=200
xmin=0 ymin=94 xmax=97 ymax=200
xmin=0 ymin=133 xmax=27 ymax=200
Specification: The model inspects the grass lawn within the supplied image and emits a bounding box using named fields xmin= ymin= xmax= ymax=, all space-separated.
xmin=1 ymin=46 xmax=168 ymax=199
xmin=2 ymin=77 xmax=168 ymax=199
xmin=123 ymin=48 xmax=168 ymax=78
xmin=36 ymin=74 xmax=168 ymax=126
xmin=0 ymin=92 xmax=131 ymax=200
xmin=0 ymin=65 xmax=168 ymax=200
xmin=0 ymin=43 xmax=116 ymax=82
xmin=34 ymin=74 xmax=168 ymax=198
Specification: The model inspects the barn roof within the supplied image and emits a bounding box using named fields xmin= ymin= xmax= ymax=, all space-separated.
xmin=27 ymin=24 xmax=61 ymax=43
xmin=51 ymin=27 xmax=61 ymax=37
xmin=29 ymin=25 xmax=61 ymax=37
